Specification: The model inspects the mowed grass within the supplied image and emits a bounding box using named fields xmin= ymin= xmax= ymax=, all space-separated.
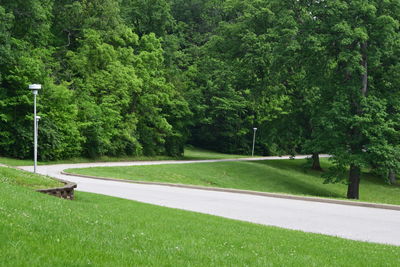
xmin=1 ymin=168 xmax=400 ymax=266
xmin=67 ymin=158 xmax=400 ymax=205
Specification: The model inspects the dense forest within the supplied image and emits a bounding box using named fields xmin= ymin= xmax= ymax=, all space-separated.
xmin=1 ymin=0 xmax=400 ymax=198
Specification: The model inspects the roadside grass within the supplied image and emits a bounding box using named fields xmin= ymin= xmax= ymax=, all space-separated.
xmin=0 ymin=147 xmax=247 ymax=167
xmin=1 ymin=168 xmax=399 ymax=266
xmin=0 ymin=157 xmax=36 ymax=166
xmin=66 ymin=158 xmax=400 ymax=206
xmin=0 ymin=167 xmax=62 ymax=189
xmin=0 ymin=155 xmax=177 ymax=167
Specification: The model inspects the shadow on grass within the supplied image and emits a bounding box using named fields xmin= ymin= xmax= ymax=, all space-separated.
xmin=360 ymin=172 xmax=392 ymax=186
xmin=253 ymin=159 xmax=327 ymax=178
xmin=239 ymin=161 xmax=344 ymax=198
xmin=261 ymin=173 xmax=344 ymax=198
xmin=262 ymin=160 xmax=393 ymax=187
xmin=252 ymin=159 xmax=399 ymax=196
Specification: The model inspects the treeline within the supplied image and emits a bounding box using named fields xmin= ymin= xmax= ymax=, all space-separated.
xmin=0 ymin=0 xmax=399 ymax=198
xmin=0 ymin=0 xmax=191 ymax=159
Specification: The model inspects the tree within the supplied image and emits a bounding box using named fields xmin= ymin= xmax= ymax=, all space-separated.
xmin=302 ymin=0 xmax=400 ymax=198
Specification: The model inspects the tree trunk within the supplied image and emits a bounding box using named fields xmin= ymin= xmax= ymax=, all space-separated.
xmin=389 ymin=170 xmax=397 ymax=185
xmin=311 ymin=153 xmax=322 ymax=171
xmin=346 ymin=42 xmax=368 ymax=200
xmin=347 ymin=164 xmax=361 ymax=199
xmin=361 ymin=41 xmax=368 ymax=97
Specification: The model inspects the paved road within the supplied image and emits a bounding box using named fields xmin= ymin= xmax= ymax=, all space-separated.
xmin=19 ymin=155 xmax=400 ymax=246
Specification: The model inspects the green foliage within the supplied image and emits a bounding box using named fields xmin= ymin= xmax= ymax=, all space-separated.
xmin=121 ymin=0 xmax=174 ymax=37
xmin=0 ymin=38 xmax=81 ymax=160
xmin=0 ymin=0 xmax=190 ymax=159
xmin=0 ymin=0 xmax=54 ymax=46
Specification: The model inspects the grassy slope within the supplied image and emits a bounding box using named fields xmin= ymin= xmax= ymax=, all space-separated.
xmin=67 ymin=158 xmax=400 ymax=205
xmin=0 ymin=167 xmax=62 ymax=189
xmin=1 ymin=168 xmax=399 ymax=266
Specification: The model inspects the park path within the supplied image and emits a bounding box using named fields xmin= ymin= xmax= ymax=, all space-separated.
xmin=19 ymin=155 xmax=400 ymax=246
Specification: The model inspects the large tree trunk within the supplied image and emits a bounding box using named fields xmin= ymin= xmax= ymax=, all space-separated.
xmin=311 ymin=153 xmax=322 ymax=171
xmin=389 ymin=170 xmax=397 ymax=185
xmin=347 ymin=164 xmax=361 ymax=199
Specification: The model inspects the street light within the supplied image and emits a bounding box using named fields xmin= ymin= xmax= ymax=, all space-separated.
xmin=36 ymin=116 xmax=41 ymax=132
xmin=252 ymin=127 xmax=257 ymax=156
xmin=29 ymin=84 xmax=41 ymax=173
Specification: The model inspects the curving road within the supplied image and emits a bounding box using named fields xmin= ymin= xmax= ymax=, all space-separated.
xmin=19 ymin=155 xmax=400 ymax=246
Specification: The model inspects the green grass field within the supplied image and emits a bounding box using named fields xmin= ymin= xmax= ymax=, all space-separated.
xmin=66 ymin=158 xmax=400 ymax=205
xmin=1 ymin=167 xmax=400 ymax=266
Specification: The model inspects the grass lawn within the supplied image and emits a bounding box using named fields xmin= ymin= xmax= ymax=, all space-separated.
xmin=66 ymin=158 xmax=400 ymax=206
xmin=1 ymin=167 xmax=400 ymax=266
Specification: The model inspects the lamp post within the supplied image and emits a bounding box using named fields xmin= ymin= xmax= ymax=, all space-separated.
xmin=252 ymin=127 xmax=257 ymax=157
xmin=29 ymin=84 xmax=41 ymax=173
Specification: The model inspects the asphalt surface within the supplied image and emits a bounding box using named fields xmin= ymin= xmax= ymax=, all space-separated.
xmin=19 ymin=155 xmax=400 ymax=246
